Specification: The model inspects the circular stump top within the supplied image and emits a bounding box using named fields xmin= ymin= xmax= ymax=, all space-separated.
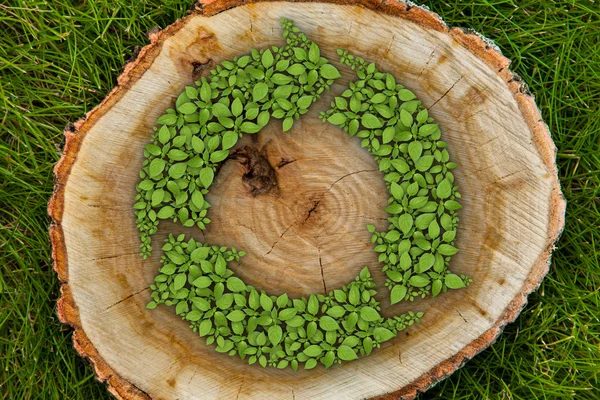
xmin=49 ymin=1 xmax=565 ymax=399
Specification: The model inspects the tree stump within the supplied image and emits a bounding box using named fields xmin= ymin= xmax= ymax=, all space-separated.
xmin=49 ymin=1 xmax=565 ymax=399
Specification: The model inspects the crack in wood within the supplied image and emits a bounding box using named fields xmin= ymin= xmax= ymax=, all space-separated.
xmin=91 ymin=252 xmax=138 ymax=261
xmin=277 ymin=158 xmax=296 ymax=168
xmin=264 ymin=222 xmax=296 ymax=256
xmin=428 ymin=76 xmax=464 ymax=110
xmin=235 ymin=374 xmax=245 ymax=400
xmin=323 ymin=169 xmax=378 ymax=196
xmin=305 ymin=200 xmax=320 ymax=221
xmin=456 ymin=309 xmax=468 ymax=323
xmin=318 ymin=248 xmax=327 ymax=294
xmin=417 ymin=45 xmax=440 ymax=78
xmin=105 ymin=287 xmax=149 ymax=311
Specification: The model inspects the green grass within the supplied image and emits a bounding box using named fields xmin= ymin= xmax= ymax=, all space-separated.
xmin=0 ymin=0 xmax=598 ymax=398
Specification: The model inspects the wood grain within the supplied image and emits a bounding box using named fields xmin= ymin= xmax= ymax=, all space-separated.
xmin=49 ymin=1 xmax=565 ymax=399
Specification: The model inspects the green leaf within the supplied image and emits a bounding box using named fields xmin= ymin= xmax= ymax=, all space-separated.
xmin=373 ymin=327 xmax=395 ymax=342
xmin=438 ymin=244 xmax=459 ymax=256
xmin=191 ymin=190 xmax=204 ymax=209
xmin=409 ymin=196 xmax=428 ymax=209
xmin=173 ymin=273 xmax=186 ymax=290
xmin=227 ymin=310 xmax=246 ymax=322
xmin=326 ymin=306 xmax=346 ymax=318
xmin=382 ymin=126 xmax=395 ymax=144
xmin=216 ymin=293 xmax=233 ymax=309
xmin=360 ymin=306 xmax=380 ymax=322
xmin=436 ymin=179 xmax=452 ymax=199
xmin=241 ymin=122 xmax=261 ymax=133
xmin=320 ymin=64 xmax=341 ymax=79
xmin=419 ymin=124 xmax=439 ymax=136
xmin=221 ymin=131 xmax=238 ymax=150
xmin=431 ymin=279 xmax=443 ymax=296
xmin=157 ymin=206 xmax=174 ymax=219
xmin=282 ymin=117 xmax=294 ymax=132
xmin=308 ymin=42 xmax=320 ymax=63
xmin=398 ymin=214 xmax=414 ymax=235
xmin=287 ymin=63 xmax=305 ymax=76
xmin=304 ymin=358 xmax=317 ymax=369
xmin=199 ymin=319 xmax=212 ymax=336
xmin=151 ymin=189 xmax=164 ymax=206
xmin=148 ymin=158 xmax=166 ymax=178
xmin=268 ymin=325 xmax=283 ymax=346
xmin=408 ymin=141 xmax=423 ymax=162
xmin=409 ymin=275 xmax=430 ymax=287
xmin=200 ymin=81 xmax=212 ymax=102
xmin=419 ymin=253 xmax=435 ymax=272
xmin=278 ymin=308 xmax=297 ymax=321
xmin=385 ymin=230 xmax=401 ymax=242
xmin=199 ymin=275 xmax=217 ymax=293
xmin=444 ymin=200 xmax=462 ymax=210
xmin=253 ymin=82 xmax=269 ymax=102
xmin=390 ymin=285 xmax=407 ymax=304
xmin=327 ymin=113 xmax=347 ymax=125
xmin=391 ymin=159 xmax=409 ymax=173
xmin=186 ymin=311 xmax=202 ymax=321
xmin=270 ymin=73 xmax=293 ymax=85
xmin=260 ymin=292 xmax=273 ymax=311
xmin=319 ymin=316 xmax=340 ymax=331
xmin=400 ymin=109 xmax=413 ymax=127
xmin=157 ymin=113 xmax=177 ymax=125
xmin=190 ymin=247 xmax=209 ymax=262
xmin=415 ymin=155 xmax=434 ymax=171
xmin=226 ymin=276 xmax=246 ymax=292
xmin=445 ymin=273 xmax=465 ymax=289
xmin=303 ymin=345 xmax=323 ymax=358
xmin=212 ymin=102 xmax=231 ymax=117
xmin=398 ymin=89 xmax=416 ymax=101
xmin=361 ymin=113 xmax=382 ymax=129
xmin=261 ymin=49 xmax=274 ymax=68
xmin=390 ymin=182 xmax=404 ymax=200
xmin=297 ymin=95 xmax=313 ymax=110
xmin=308 ymin=294 xmax=319 ymax=315
xmin=199 ymin=167 xmax=214 ymax=188
xmin=337 ymin=345 xmax=358 ymax=361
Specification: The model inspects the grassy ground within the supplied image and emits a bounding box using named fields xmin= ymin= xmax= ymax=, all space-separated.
xmin=0 ymin=0 xmax=598 ymax=398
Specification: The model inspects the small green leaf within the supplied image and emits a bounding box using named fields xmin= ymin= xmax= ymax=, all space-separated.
xmin=308 ymin=42 xmax=320 ymax=63
xmin=260 ymin=292 xmax=273 ymax=311
xmin=361 ymin=113 xmax=382 ymax=129
xmin=438 ymin=244 xmax=459 ymax=256
xmin=319 ymin=316 xmax=339 ymax=331
xmin=409 ymin=275 xmax=430 ymax=287
xmin=373 ymin=327 xmax=395 ymax=342
xmin=445 ymin=273 xmax=465 ymax=289
xmin=261 ymin=49 xmax=274 ymax=68
xmin=226 ymin=276 xmax=246 ymax=292
xmin=303 ymin=345 xmax=323 ymax=358
xmin=191 ymin=190 xmax=204 ymax=209
xmin=337 ymin=345 xmax=358 ymax=361
xmin=437 ymin=179 xmax=452 ymax=199
xmin=227 ymin=310 xmax=246 ymax=322
xmin=360 ymin=306 xmax=380 ymax=322
xmin=408 ymin=141 xmax=423 ymax=162
xmin=253 ymin=82 xmax=269 ymax=102
xmin=390 ymin=285 xmax=407 ymax=304
xmin=157 ymin=206 xmax=174 ymax=219
xmin=268 ymin=325 xmax=283 ymax=346
xmin=320 ymin=64 xmax=341 ymax=79
xmin=199 ymin=167 xmax=214 ymax=188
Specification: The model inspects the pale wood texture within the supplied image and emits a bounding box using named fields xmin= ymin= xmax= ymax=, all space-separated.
xmin=49 ymin=1 xmax=565 ymax=399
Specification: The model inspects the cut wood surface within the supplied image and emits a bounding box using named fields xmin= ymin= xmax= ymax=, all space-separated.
xmin=49 ymin=1 xmax=566 ymax=399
